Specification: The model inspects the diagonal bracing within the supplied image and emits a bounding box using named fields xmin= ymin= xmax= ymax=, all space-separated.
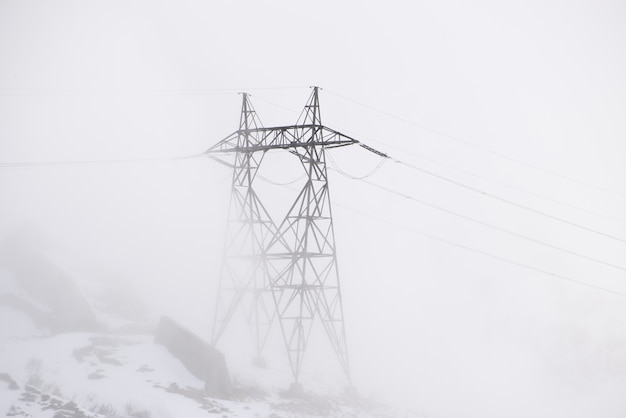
xmin=207 ymin=88 xmax=355 ymax=384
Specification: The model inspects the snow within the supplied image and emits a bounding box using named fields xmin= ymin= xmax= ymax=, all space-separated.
xmin=0 ymin=325 xmax=399 ymax=417
xmin=0 ymin=242 xmax=401 ymax=417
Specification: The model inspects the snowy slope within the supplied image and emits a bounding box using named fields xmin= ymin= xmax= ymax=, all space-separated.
xmin=0 ymin=331 xmax=399 ymax=417
xmin=0 ymin=237 xmax=405 ymax=417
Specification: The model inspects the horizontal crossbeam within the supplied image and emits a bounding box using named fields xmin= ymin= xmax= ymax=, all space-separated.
xmin=205 ymin=125 xmax=359 ymax=155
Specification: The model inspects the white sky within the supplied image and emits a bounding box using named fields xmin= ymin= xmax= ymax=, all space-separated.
xmin=2 ymin=1 xmax=626 ymax=417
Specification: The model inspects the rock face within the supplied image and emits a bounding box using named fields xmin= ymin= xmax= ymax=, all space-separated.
xmin=0 ymin=234 xmax=100 ymax=334
xmin=154 ymin=316 xmax=232 ymax=395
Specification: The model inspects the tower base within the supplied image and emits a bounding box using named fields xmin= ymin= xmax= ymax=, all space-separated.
xmin=288 ymin=382 xmax=304 ymax=397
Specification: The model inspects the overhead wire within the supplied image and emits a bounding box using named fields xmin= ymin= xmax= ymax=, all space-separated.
xmin=326 ymin=151 xmax=387 ymax=180
xmin=4 ymin=87 xmax=626 ymax=297
xmin=330 ymin=125 xmax=626 ymax=225
xmin=213 ymin=89 xmax=626 ymax=298
xmin=3 ymin=88 xmax=622 ymax=247
xmin=325 ymin=146 xmax=626 ymax=273
xmin=0 ymin=152 xmax=204 ymax=169
xmin=339 ymin=172 xmax=626 ymax=273
xmin=0 ymin=86 xmax=309 ymax=97
xmin=389 ymin=158 xmax=626 ymax=245
xmin=331 ymin=199 xmax=626 ymax=299
xmin=277 ymin=163 xmax=626 ymax=298
xmin=257 ymin=173 xmax=307 ymax=186
xmin=324 ymin=88 xmax=626 ymax=199
xmin=224 ymin=89 xmax=626 ymax=246
xmin=223 ymin=157 xmax=626 ymax=299
xmin=252 ymin=94 xmax=300 ymax=115
xmin=4 ymin=84 xmax=622 ymax=200
xmin=253 ymin=89 xmax=626 ymax=227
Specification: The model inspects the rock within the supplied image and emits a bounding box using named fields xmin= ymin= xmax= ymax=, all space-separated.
xmin=154 ymin=316 xmax=231 ymax=395
xmin=0 ymin=373 xmax=19 ymax=390
xmin=0 ymin=233 xmax=99 ymax=334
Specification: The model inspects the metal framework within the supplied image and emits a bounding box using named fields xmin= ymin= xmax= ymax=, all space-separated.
xmin=207 ymin=87 xmax=356 ymax=384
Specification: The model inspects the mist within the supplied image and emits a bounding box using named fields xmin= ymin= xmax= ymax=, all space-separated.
xmin=2 ymin=1 xmax=626 ymax=417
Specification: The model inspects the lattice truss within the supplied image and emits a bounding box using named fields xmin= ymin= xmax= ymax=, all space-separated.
xmin=206 ymin=88 xmax=356 ymax=383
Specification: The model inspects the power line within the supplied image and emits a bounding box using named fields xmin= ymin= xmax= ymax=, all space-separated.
xmin=4 ymin=90 xmax=624 ymax=268
xmin=201 ymin=89 xmax=626 ymax=300
xmin=326 ymin=151 xmax=387 ymax=180
xmin=216 ymin=90 xmax=626 ymax=298
xmin=332 ymin=125 xmax=626 ymax=226
xmin=339 ymin=173 xmax=626 ymax=274
xmin=331 ymin=198 xmax=626 ymax=299
xmin=0 ymin=153 xmax=203 ymax=168
xmin=5 ymin=88 xmax=624 ymax=299
xmin=257 ymin=173 xmax=307 ymax=186
xmin=324 ymin=88 xmax=626 ymax=199
xmin=391 ymin=158 xmax=626 ymax=245
xmin=254 ymin=90 xmax=626 ymax=226
xmin=248 ymin=91 xmax=626 ymax=245
xmin=403 ymin=149 xmax=626 ymax=225
xmin=251 ymin=94 xmax=301 ymax=114
xmin=0 ymin=86 xmax=308 ymax=97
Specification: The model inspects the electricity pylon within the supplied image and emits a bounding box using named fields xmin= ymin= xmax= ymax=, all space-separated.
xmin=207 ymin=87 xmax=357 ymax=385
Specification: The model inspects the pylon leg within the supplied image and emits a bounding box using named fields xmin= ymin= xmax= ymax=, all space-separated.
xmin=211 ymin=95 xmax=279 ymax=360
xmin=266 ymin=88 xmax=351 ymax=383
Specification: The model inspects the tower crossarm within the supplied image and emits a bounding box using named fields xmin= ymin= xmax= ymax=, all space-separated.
xmin=205 ymin=125 xmax=359 ymax=157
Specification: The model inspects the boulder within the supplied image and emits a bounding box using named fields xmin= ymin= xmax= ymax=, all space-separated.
xmin=154 ymin=316 xmax=231 ymax=395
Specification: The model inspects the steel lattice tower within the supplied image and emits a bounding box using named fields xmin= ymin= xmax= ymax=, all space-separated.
xmin=207 ymin=87 xmax=356 ymax=385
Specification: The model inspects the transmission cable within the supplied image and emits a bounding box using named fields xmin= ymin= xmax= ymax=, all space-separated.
xmin=324 ymin=88 xmax=626 ymax=199
xmin=257 ymin=173 xmax=307 ymax=186
xmin=0 ymin=153 xmax=204 ymax=169
xmin=332 ymin=125 xmax=626 ymax=225
xmin=252 ymin=90 xmax=626 ymax=225
xmin=335 ymin=171 xmax=626 ymax=273
xmin=331 ymin=199 xmax=626 ymax=299
xmin=326 ymin=151 xmax=387 ymax=180
xmin=389 ymin=158 xmax=626 ymax=245
xmin=252 ymin=95 xmax=300 ymax=115
xmin=212 ymin=149 xmax=626 ymax=299
xmin=0 ymin=86 xmax=309 ymax=97
xmin=247 ymin=90 xmax=626 ymax=244
xmin=349 ymin=139 xmax=626 ymax=244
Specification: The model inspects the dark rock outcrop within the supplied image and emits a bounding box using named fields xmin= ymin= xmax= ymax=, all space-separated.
xmin=154 ymin=316 xmax=231 ymax=395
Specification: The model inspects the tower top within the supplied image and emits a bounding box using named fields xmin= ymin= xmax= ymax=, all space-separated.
xmin=205 ymin=88 xmax=358 ymax=163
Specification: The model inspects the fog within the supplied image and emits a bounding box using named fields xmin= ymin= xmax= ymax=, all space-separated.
xmin=2 ymin=1 xmax=626 ymax=417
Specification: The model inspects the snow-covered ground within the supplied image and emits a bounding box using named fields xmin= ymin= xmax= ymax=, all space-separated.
xmin=0 ymin=330 xmax=400 ymax=417
xmin=0 ymin=247 xmax=402 ymax=418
